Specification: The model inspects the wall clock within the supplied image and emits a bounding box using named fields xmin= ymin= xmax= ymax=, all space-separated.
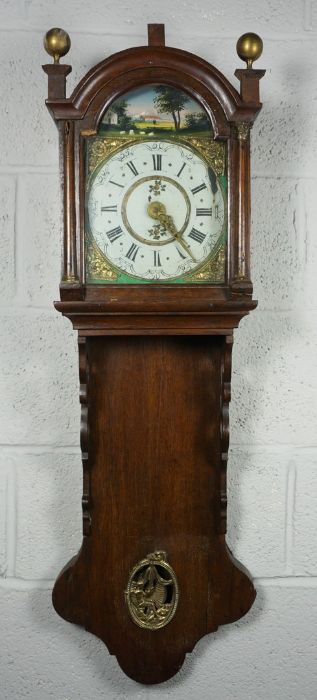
xmin=43 ymin=24 xmax=265 ymax=684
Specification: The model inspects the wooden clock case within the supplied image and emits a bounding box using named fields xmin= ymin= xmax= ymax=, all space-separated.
xmin=43 ymin=24 xmax=265 ymax=685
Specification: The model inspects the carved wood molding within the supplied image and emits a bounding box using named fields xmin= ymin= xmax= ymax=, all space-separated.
xmin=79 ymin=336 xmax=91 ymax=535
xmin=219 ymin=334 xmax=233 ymax=534
xmin=229 ymin=122 xmax=253 ymax=294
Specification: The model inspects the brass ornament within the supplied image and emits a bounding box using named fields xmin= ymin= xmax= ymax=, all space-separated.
xmin=236 ymin=33 xmax=263 ymax=69
xmin=188 ymin=243 xmax=226 ymax=283
xmin=236 ymin=253 xmax=248 ymax=281
xmin=125 ymin=551 xmax=179 ymax=630
xmin=86 ymin=135 xmax=226 ymax=178
xmin=44 ymin=28 xmax=71 ymax=64
xmin=185 ymin=137 xmax=225 ymax=175
xmin=235 ymin=122 xmax=251 ymax=141
xmin=87 ymin=137 xmax=137 ymax=176
xmin=86 ymin=235 xmax=118 ymax=281
xmin=61 ymin=273 xmax=79 ymax=284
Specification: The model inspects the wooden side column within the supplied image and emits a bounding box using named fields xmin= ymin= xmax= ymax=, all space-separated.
xmin=231 ymin=121 xmax=252 ymax=293
xmin=60 ymin=119 xmax=79 ymax=284
xmin=43 ymin=42 xmax=79 ymax=286
xmin=231 ymin=66 xmax=265 ymax=295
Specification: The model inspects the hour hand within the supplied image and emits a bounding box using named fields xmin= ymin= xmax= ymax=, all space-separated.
xmin=147 ymin=201 xmax=197 ymax=262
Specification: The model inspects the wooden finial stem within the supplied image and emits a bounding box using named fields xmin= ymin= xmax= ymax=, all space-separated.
xmin=235 ymin=68 xmax=265 ymax=105
xmin=147 ymin=24 xmax=165 ymax=46
xmin=42 ymin=64 xmax=72 ymax=100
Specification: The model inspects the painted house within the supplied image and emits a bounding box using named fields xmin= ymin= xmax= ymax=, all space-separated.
xmin=103 ymin=109 xmax=118 ymax=125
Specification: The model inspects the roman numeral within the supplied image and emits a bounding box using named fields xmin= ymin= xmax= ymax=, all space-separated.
xmin=152 ymin=154 xmax=162 ymax=170
xmin=188 ymin=227 xmax=206 ymax=244
xmin=153 ymin=251 xmax=161 ymax=267
xmin=126 ymin=160 xmax=138 ymax=176
xmin=196 ymin=207 xmax=212 ymax=216
xmin=175 ymin=246 xmax=186 ymax=260
xmin=109 ymin=180 xmax=124 ymax=188
xmin=125 ymin=243 xmax=139 ymax=261
xmin=106 ymin=226 xmax=123 ymax=243
xmin=177 ymin=163 xmax=186 ymax=177
xmin=191 ymin=183 xmax=207 ymax=195
xmin=101 ymin=205 xmax=118 ymax=212
xmin=215 ymin=204 xmax=220 ymax=219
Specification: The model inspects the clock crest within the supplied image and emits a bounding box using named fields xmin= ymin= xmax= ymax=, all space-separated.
xmin=43 ymin=23 xmax=265 ymax=685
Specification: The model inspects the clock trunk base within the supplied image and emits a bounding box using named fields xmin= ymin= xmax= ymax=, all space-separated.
xmin=52 ymin=335 xmax=255 ymax=684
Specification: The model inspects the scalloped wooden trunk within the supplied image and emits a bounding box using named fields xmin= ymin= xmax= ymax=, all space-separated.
xmin=52 ymin=335 xmax=255 ymax=684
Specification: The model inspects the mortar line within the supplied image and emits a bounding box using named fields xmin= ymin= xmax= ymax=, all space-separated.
xmin=1 ymin=443 xmax=317 ymax=454
xmin=303 ymin=181 xmax=309 ymax=265
xmin=0 ymin=444 xmax=80 ymax=453
xmin=1 ymin=574 xmax=317 ymax=592
xmin=252 ymin=174 xmax=317 ymax=181
xmin=0 ymin=303 xmax=57 ymax=310
xmin=20 ymin=0 xmax=27 ymax=20
xmin=6 ymin=466 xmax=17 ymax=578
xmin=0 ymin=166 xmax=58 ymax=174
xmin=2 ymin=305 xmax=317 ymax=317
xmin=230 ymin=444 xmax=317 ymax=453
xmin=255 ymin=576 xmax=317 ymax=587
xmin=304 ymin=0 xmax=313 ymax=31
xmin=284 ymin=461 xmax=296 ymax=575
xmin=13 ymin=174 xmax=18 ymax=299
xmin=0 ymin=304 xmax=57 ymax=313
xmin=0 ymin=304 xmax=59 ymax=313
xmin=14 ymin=175 xmax=26 ymax=306
xmin=1 ymin=166 xmax=317 ymax=181
xmin=0 ymin=26 xmax=317 ymax=41
xmin=0 ymin=577 xmax=53 ymax=591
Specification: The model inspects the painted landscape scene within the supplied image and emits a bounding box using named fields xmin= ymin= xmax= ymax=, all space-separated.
xmin=100 ymin=84 xmax=213 ymax=138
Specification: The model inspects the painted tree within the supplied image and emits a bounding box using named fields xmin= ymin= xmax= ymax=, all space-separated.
xmin=111 ymin=99 xmax=133 ymax=130
xmin=153 ymin=87 xmax=190 ymax=130
xmin=184 ymin=111 xmax=210 ymax=130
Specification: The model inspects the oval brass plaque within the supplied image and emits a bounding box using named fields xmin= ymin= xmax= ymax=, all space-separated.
xmin=125 ymin=551 xmax=179 ymax=630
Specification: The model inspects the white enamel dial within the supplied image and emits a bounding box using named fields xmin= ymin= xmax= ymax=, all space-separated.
xmin=86 ymin=140 xmax=225 ymax=281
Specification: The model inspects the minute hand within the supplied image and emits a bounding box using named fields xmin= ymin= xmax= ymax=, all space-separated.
xmin=156 ymin=212 xmax=197 ymax=263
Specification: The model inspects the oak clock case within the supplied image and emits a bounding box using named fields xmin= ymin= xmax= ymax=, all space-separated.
xmin=43 ymin=25 xmax=265 ymax=685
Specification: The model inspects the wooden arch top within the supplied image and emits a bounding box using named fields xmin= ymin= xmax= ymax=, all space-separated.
xmin=43 ymin=24 xmax=264 ymax=137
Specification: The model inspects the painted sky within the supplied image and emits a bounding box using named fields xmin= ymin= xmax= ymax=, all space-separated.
xmin=110 ymin=85 xmax=207 ymax=121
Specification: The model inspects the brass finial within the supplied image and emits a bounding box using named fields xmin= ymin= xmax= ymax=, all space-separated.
xmin=44 ymin=28 xmax=71 ymax=64
xmin=236 ymin=33 xmax=263 ymax=69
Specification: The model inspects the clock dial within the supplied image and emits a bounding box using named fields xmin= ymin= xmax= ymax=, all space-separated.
xmin=86 ymin=140 xmax=225 ymax=282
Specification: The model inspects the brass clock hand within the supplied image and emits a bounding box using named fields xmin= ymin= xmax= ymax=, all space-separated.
xmin=147 ymin=201 xmax=197 ymax=262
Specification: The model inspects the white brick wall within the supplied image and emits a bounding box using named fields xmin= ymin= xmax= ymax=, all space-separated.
xmin=1 ymin=1 xmax=317 ymax=697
